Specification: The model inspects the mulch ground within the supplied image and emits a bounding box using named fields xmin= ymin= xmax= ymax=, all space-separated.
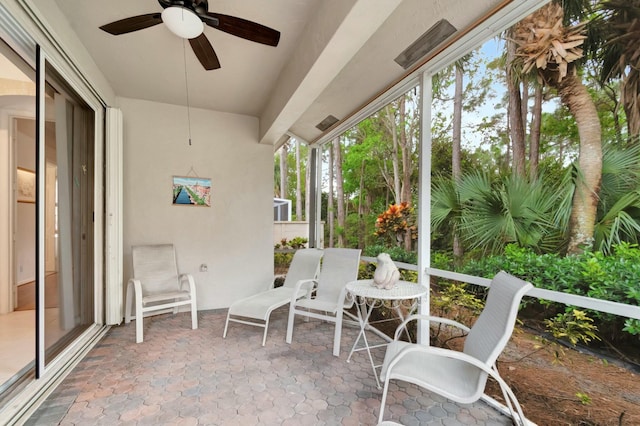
xmin=493 ymin=329 xmax=640 ymax=426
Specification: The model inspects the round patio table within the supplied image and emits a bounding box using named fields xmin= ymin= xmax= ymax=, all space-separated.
xmin=345 ymin=279 xmax=427 ymax=389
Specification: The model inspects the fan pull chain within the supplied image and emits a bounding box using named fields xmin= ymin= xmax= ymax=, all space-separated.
xmin=182 ymin=38 xmax=193 ymax=146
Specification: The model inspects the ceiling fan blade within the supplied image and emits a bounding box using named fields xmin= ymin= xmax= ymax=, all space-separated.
xmin=205 ymin=13 xmax=280 ymax=47
xmin=100 ymin=13 xmax=163 ymax=35
xmin=189 ymin=34 xmax=221 ymax=70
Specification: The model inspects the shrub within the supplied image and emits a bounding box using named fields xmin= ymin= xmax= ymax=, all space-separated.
xmin=374 ymin=202 xmax=417 ymax=247
xmin=452 ymin=243 xmax=640 ymax=342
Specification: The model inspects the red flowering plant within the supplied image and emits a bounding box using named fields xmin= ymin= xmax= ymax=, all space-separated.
xmin=374 ymin=202 xmax=417 ymax=248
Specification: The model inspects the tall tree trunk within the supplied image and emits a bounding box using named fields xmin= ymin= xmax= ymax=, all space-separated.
xmin=506 ymin=33 xmax=526 ymax=177
xmin=295 ymin=139 xmax=302 ymax=220
xmin=529 ymin=84 xmax=543 ymax=180
xmin=622 ymin=76 xmax=640 ymax=139
xmin=452 ymin=63 xmax=464 ymax=259
xmin=397 ymin=95 xmax=415 ymax=251
xmin=384 ymin=105 xmax=401 ymax=203
xmin=358 ymin=160 xmax=365 ymax=249
xmin=521 ymin=76 xmax=529 ymax=132
xmin=333 ymin=137 xmax=345 ymax=247
xmin=328 ymin=143 xmax=334 ymax=247
xmin=398 ymin=98 xmax=413 ymax=205
xmin=560 ymin=72 xmax=602 ymax=254
xmin=279 ymin=142 xmax=288 ymax=199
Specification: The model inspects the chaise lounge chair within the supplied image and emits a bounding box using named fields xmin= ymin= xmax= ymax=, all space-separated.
xmin=286 ymin=247 xmax=361 ymax=357
xmin=223 ymin=248 xmax=323 ymax=346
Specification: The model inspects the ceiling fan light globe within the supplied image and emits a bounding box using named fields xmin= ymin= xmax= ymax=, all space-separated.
xmin=161 ymin=6 xmax=204 ymax=39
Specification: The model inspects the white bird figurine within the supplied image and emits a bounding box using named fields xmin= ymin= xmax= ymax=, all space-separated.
xmin=372 ymin=252 xmax=400 ymax=289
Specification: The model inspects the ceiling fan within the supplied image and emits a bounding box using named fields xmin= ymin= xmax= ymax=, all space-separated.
xmin=99 ymin=0 xmax=280 ymax=70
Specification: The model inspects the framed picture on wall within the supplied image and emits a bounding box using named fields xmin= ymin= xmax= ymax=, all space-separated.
xmin=17 ymin=167 xmax=36 ymax=203
xmin=172 ymin=176 xmax=211 ymax=207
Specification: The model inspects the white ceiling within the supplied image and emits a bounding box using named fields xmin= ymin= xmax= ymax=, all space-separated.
xmin=36 ymin=0 xmax=506 ymax=147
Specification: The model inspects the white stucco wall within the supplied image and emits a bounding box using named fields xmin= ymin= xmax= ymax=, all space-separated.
xmin=119 ymin=97 xmax=274 ymax=310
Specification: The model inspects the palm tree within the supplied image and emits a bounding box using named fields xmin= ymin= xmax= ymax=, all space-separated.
xmin=597 ymin=0 xmax=640 ymax=138
xmin=432 ymin=172 xmax=561 ymax=255
xmin=512 ymin=1 xmax=602 ymax=254
xmin=593 ymin=142 xmax=640 ymax=252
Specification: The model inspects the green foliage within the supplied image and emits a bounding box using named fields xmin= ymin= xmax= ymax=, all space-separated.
xmin=429 ymin=283 xmax=485 ymax=348
xmin=431 ymin=138 xmax=640 ymax=258
xmin=359 ymin=245 xmax=418 ymax=282
xmin=532 ymin=309 xmax=601 ymax=364
xmin=274 ymin=252 xmax=293 ymax=269
xmin=343 ymin=212 xmax=379 ymax=248
xmin=539 ymin=106 xmax=579 ymax=165
xmin=274 ymin=237 xmax=309 ymax=270
xmin=274 ymin=237 xmax=308 ymax=250
xmin=544 ymin=309 xmax=600 ymax=347
xmin=622 ymin=319 xmax=640 ymax=335
xmin=374 ymin=202 xmax=417 ymax=247
xmin=576 ymin=392 xmax=592 ymax=405
xmin=363 ymin=245 xmax=418 ymax=264
xmin=432 ymin=171 xmax=564 ymax=255
xmin=593 ymin=142 xmax=640 ymax=254
xmin=432 ymin=283 xmax=485 ymax=318
xmin=431 ymin=251 xmax=454 ymax=270
xmin=455 ymin=243 xmax=640 ymax=339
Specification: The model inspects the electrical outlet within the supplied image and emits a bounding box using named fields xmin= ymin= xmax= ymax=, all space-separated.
xmin=200 ymin=264 xmax=208 ymax=272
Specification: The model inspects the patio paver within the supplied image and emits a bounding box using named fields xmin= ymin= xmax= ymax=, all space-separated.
xmin=25 ymin=309 xmax=513 ymax=425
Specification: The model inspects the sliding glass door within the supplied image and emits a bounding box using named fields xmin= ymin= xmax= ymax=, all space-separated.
xmin=42 ymin=62 xmax=95 ymax=365
xmin=0 ymin=34 xmax=99 ymax=402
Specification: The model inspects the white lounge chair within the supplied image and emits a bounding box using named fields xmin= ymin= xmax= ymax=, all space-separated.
xmin=378 ymin=271 xmax=533 ymax=425
xmin=125 ymin=244 xmax=198 ymax=343
xmin=223 ymin=248 xmax=323 ymax=346
xmin=286 ymin=247 xmax=361 ymax=357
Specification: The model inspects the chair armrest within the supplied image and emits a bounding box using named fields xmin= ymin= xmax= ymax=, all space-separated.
xmin=179 ymin=274 xmax=197 ymax=296
xmin=127 ymin=278 xmax=143 ymax=296
xmin=386 ymin=344 xmax=527 ymax=426
xmin=388 ymin=344 xmax=491 ymax=376
xmin=125 ymin=278 xmax=143 ymax=323
xmin=339 ymin=283 xmax=353 ymax=309
xmin=289 ymin=278 xmax=318 ymax=305
xmin=297 ymin=278 xmax=317 ymax=294
xmin=392 ymin=314 xmax=471 ymax=341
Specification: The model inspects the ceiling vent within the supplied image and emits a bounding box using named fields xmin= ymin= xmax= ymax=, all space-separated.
xmin=394 ymin=19 xmax=457 ymax=70
xmin=316 ymin=115 xmax=340 ymax=131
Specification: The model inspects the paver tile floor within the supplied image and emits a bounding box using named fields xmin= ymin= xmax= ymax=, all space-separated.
xmin=26 ymin=309 xmax=513 ymax=425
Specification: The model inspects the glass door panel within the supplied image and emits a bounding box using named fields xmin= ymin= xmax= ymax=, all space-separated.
xmin=0 ymin=38 xmax=36 ymax=397
xmin=42 ymin=62 xmax=95 ymax=365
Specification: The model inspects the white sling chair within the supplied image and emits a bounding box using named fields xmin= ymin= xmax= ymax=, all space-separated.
xmin=223 ymin=248 xmax=323 ymax=346
xmin=125 ymin=244 xmax=198 ymax=343
xmin=286 ymin=247 xmax=361 ymax=357
xmin=378 ymin=271 xmax=533 ymax=425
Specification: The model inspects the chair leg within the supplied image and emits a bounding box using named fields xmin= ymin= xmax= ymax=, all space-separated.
xmin=378 ymin=378 xmax=391 ymax=424
xmin=333 ymin=309 xmax=343 ymax=357
xmin=223 ymin=313 xmax=230 ymax=339
xmin=262 ymin=318 xmax=269 ymax=347
xmin=135 ymin=300 xmax=144 ymax=344
xmin=125 ymin=282 xmax=133 ymax=323
xmin=286 ymin=305 xmax=296 ymax=344
xmin=190 ymin=298 xmax=198 ymax=330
